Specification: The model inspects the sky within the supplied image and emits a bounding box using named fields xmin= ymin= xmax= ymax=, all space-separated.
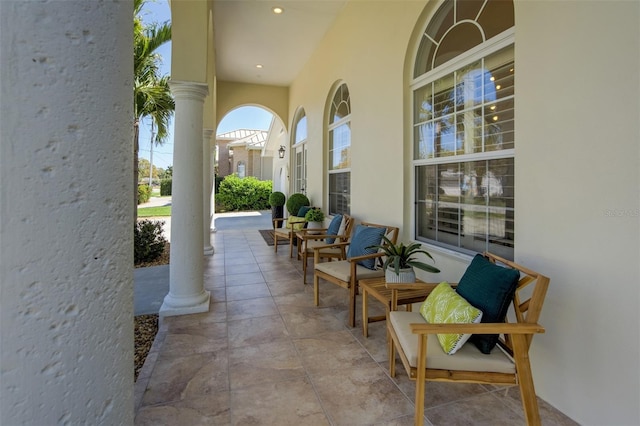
xmin=138 ymin=0 xmax=274 ymax=170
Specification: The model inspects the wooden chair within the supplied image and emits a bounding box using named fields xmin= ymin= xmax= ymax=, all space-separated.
xmin=313 ymin=222 xmax=399 ymax=327
xmin=272 ymin=216 xmax=305 ymax=258
xmin=296 ymin=214 xmax=355 ymax=284
xmin=387 ymin=252 xmax=550 ymax=426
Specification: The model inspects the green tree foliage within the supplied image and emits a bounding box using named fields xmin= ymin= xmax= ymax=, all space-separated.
xmin=133 ymin=0 xmax=174 ymax=211
xmin=138 ymin=158 xmax=161 ymax=183
xmin=216 ymin=174 xmax=272 ymax=212
xmin=160 ymin=178 xmax=172 ymax=196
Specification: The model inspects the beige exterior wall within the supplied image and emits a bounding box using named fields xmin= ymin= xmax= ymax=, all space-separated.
xmin=286 ymin=1 xmax=639 ymax=424
xmin=216 ymin=140 xmax=232 ymax=176
xmin=216 ymin=81 xmax=289 ymax=130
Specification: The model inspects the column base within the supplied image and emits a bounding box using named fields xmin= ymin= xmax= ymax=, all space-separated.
xmin=204 ymin=245 xmax=214 ymax=256
xmin=159 ymin=290 xmax=210 ymax=317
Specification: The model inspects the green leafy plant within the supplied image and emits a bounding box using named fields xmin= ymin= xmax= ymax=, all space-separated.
xmin=134 ymin=219 xmax=167 ymax=264
xmin=216 ymin=174 xmax=272 ymax=211
xmin=286 ymin=193 xmax=310 ymax=216
xmin=304 ymin=208 xmax=325 ymax=222
xmin=160 ymin=178 xmax=172 ymax=196
xmin=269 ymin=191 xmax=286 ymax=207
xmin=138 ymin=184 xmax=151 ymax=204
xmin=368 ymin=235 xmax=440 ymax=274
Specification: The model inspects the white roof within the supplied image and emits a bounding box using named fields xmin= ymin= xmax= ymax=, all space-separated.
xmin=217 ymin=129 xmax=268 ymax=150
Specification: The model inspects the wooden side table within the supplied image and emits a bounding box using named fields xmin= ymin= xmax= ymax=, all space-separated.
xmin=359 ymin=277 xmax=438 ymax=337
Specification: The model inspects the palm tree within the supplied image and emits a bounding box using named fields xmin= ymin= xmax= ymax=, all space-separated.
xmin=134 ymin=0 xmax=174 ymax=211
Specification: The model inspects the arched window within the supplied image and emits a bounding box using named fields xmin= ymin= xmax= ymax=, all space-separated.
xmin=328 ymin=83 xmax=351 ymax=215
xmin=292 ymin=108 xmax=308 ymax=194
xmin=412 ymin=0 xmax=515 ymax=259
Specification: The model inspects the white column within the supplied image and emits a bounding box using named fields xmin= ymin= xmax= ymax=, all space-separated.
xmin=161 ymin=80 xmax=210 ymax=317
xmin=203 ymin=128 xmax=214 ymax=255
xmin=0 ymin=1 xmax=133 ymax=424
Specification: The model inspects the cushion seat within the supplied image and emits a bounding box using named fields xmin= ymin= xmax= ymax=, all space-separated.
xmin=314 ymin=260 xmax=384 ymax=283
xmin=389 ymin=311 xmax=515 ymax=374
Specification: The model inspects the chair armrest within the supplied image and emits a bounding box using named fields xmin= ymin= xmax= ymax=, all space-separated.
xmin=298 ymin=232 xmax=335 ymax=241
xmin=272 ymin=217 xmax=286 ymax=228
xmin=312 ymin=241 xmax=349 ymax=251
xmin=347 ymin=251 xmax=384 ymax=263
xmin=409 ymin=322 xmax=545 ymax=335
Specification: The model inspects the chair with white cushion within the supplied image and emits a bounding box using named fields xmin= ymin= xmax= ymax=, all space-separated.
xmin=313 ymin=222 xmax=399 ymax=327
xmin=387 ymin=252 xmax=550 ymax=426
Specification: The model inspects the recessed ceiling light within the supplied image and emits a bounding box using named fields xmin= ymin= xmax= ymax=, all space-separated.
xmin=256 ymin=64 xmax=263 ymax=69
xmin=272 ymin=6 xmax=283 ymax=14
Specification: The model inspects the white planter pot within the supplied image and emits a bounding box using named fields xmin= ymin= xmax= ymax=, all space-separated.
xmin=307 ymin=221 xmax=323 ymax=234
xmin=385 ymin=267 xmax=416 ymax=283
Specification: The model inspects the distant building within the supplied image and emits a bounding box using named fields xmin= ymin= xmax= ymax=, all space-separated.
xmin=216 ymin=129 xmax=272 ymax=180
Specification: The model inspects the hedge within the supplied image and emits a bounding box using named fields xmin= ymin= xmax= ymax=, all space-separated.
xmin=216 ymin=174 xmax=272 ymax=211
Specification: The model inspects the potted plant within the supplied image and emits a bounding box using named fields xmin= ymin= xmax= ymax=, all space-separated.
xmin=368 ymin=235 xmax=440 ymax=283
xmin=304 ymin=208 xmax=325 ymax=233
xmin=285 ymin=193 xmax=310 ymax=216
xmin=269 ymin=191 xmax=286 ymax=228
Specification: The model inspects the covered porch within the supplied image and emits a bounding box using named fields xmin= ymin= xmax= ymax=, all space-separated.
xmin=133 ymin=217 xmax=576 ymax=425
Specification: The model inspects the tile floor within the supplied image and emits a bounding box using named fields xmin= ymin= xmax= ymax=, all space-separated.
xmin=134 ymin=228 xmax=578 ymax=425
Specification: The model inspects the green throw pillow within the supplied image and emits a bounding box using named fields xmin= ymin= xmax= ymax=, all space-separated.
xmin=455 ymin=254 xmax=520 ymax=354
xmin=420 ymin=282 xmax=483 ymax=355
xmin=287 ymin=216 xmax=306 ymax=231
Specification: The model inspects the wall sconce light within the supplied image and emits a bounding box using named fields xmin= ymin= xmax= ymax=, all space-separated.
xmin=278 ymin=145 xmax=286 ymax=159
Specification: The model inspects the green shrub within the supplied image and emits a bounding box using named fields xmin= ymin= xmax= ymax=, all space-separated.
xmin=214 ymin=175 xmax=224 ymax=194
xmin=216 ymin=174 xmax=272 ymax=211
xmin=134 ymin=220 xmax=167 ymax=264
xmin=160 ymin=179 xmax=172 ymax=196
xmin=286 ymin=193 xmax=310 ymax=216
xmin=138 ymin=184 xmax=151 ymax=204
xmin=269 ymin=191 xmax=286 ymax=206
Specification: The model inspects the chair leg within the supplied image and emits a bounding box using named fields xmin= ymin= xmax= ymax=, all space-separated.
xmin=362 ymin=286 xmax=369 ymax=337
xmin=302 ymin=251 xmax=308 ymax=284
xmin=313 ymin=273 xmax=320 ymax=306
xmin=388 ymin=332 xmax=396 ymax=377
xmin=348 ymin=280 xmax=357 ymax=328
xmin=512 ymin=334 xmax=542 ymax=426
xmin=414 ymin=334 xmax=427 ymax=426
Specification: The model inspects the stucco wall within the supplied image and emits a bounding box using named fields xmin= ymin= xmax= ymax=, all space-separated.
xmin=515 ymin=2 xmax=640 ymax=424
xmin=0 ymin=1 xmax=134 ymax=424
xmin=288 ymin=0 xmax=640 ymax=424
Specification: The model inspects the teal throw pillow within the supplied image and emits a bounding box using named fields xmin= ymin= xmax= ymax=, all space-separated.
xmin=325 ymin=214 xmax=343 ymax=244
xmin=346 ymin=225 xmax=385 ymax=269
xmin=455 ymin=254 xmax=520 ymax=354
xmin=419 ymin=282 xmax=483 ymax=355
xmin=297 ymin=206 xmax=312 ymax=218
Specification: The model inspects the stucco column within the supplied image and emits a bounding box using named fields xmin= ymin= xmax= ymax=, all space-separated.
xmin=203 ymin=128 xmax=214 ymax=254
xmin=0 ymin=1 xmax=133 ymax=424
xmin=161 ymin=80 xmax=210 ymax=317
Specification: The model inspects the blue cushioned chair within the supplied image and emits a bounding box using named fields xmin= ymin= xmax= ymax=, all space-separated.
xmin=313 ymin=222 xmax=399 ymax=327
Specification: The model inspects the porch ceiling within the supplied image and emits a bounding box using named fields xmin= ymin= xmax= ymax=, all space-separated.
xmin=213 ymin=0 xmax=347 ymax=87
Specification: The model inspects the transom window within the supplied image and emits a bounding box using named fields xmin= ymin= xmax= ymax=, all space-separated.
xmin=413 ymin=0 xmax=515 ymax=259
xmin=328 ymin=83 xmax=351 ymax=215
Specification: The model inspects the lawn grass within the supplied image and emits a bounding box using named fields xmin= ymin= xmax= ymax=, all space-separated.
xmin=137 ymin=206 xmax=171 ymax=217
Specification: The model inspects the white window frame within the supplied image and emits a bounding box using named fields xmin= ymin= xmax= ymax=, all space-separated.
xmin=327 ymin=84 xmax=351 ymax=216
xmin=411 ymin=25 xmax=515 ymax=259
